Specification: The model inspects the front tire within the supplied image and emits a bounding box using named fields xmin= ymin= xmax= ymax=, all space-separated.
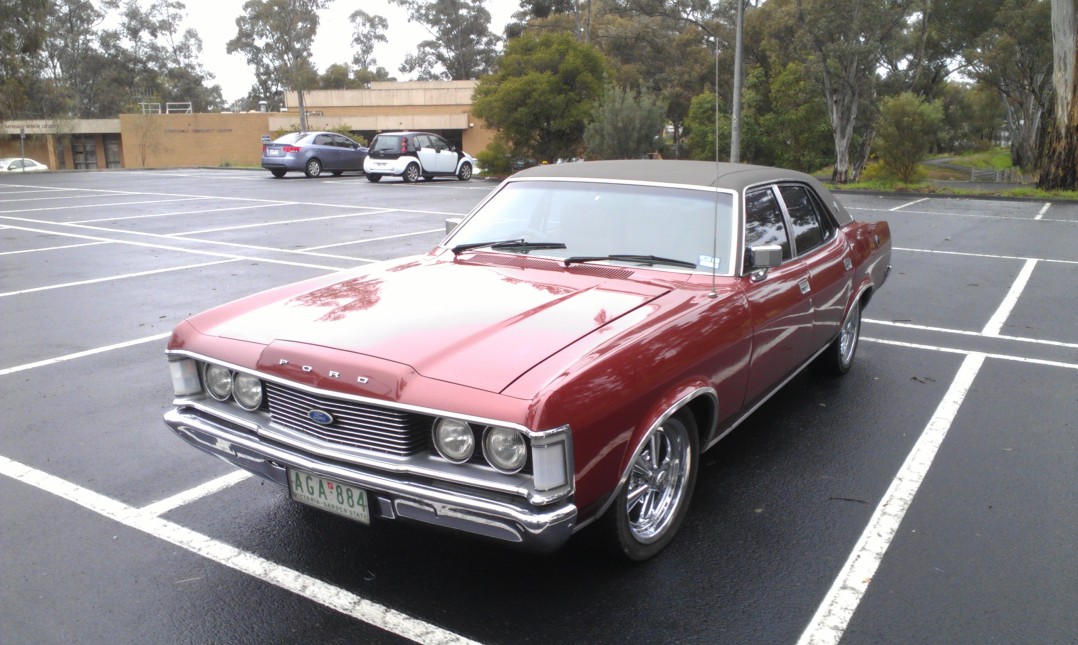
xmin=270 ymin=169 xmax=286 ymax=178
xmin=304 ymin=158 xmax=322 ymax=178
xmin=457 ymin=161 xmax=473 ymax=181
xmin=601 ymin=411 xmax=699 ymax=561
xmin=366 ymin=173 xmax=382 ymax=182
xmin=402 ymin=162 xmax=421 ymax=183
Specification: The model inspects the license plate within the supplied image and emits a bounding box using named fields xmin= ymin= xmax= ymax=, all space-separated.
xmin=267 ymin=149 xmax=282 ymax=156
xmin=288 ymin=469 xmax=370 ymax=524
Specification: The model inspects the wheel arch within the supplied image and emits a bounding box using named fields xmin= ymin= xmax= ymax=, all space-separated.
xmin=575 ymin=384 xmax=717 ymax=532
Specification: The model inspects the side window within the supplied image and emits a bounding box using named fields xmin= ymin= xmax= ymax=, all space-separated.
xmin=745 ymin=187 xmax=791 ymax=261
xmin=779 ymin=185 xmax=830 ymax=255
xmin=331 ymin=134 xmax=350 ymax=148
xmin=313 ymin=134 xmax=332 ymax=146
xmin=430 ymin=135 xmax=449 ymax=151
xmin=413 ymin=134 xmax=431 ymax=149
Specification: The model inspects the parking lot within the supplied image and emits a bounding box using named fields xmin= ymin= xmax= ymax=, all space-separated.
xmin=2 ymin=169 xmax=1075 ymax=644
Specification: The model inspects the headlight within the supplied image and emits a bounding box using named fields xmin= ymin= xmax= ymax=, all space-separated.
xmin=433 ymin=418 xmax=475 ymax=463
xmin=483 ymin=427 xmax=527 ymax=473
xmin=204 ymin=364 xmax=233 ymax=401
xmin=232 ymin=372 xmax=264 ymax=410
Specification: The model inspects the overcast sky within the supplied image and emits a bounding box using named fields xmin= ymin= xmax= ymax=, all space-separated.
xmin=183 ymin=0 xmax=518 ymax=102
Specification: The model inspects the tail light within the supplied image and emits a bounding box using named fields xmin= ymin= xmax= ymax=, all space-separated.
xmin=400 ymin=138 xmax=408 ymax=154
xmin=283 ymin=145 xmax=302 ymax=153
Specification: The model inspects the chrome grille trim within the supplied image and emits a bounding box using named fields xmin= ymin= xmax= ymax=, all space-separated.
xmin=265 ymin=382 xmax=431 ymax=455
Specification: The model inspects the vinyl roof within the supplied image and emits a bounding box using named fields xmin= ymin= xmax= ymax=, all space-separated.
xmin=511 ymin=160 xmax=853 ymax=225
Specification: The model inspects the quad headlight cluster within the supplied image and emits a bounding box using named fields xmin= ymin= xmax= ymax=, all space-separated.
xmin=433 ymin=418 xmax=528 ymax=473
xmin=168 ymin=358 xmax=264 ymax=411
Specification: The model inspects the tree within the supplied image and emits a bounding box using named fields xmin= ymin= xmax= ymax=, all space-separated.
xmin=228 ymin=0 xmax=331 ymax=128
xmin=350 ymin=8 xmax=392 ymax=83
xmin=390 ymin=0 xmax=500 ymax=80
xmin=1038 ymin=0 xmax=1077 ymax=190
xmin=0 ymin=0 xmax=51 ymax=119
xmin=472 ymin=31 xmax=606 ymax=162
xmin=792 ymin=0 xmax=914 ymax=182
xmin=874 ymin=92 xmax=944 ymax=182
xmin=683 ymin=90 xmax=726 ymax=161
xmin=583 ymin=84 xmax=666 ymax=159
xmin=965 ymin=0 xmax=1053 ymax=171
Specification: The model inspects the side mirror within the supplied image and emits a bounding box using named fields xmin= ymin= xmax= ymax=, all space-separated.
xmin=748 ymin=244 xmax=783 ymax=271
xmin=445 ymin=218 xmax=463 ymax=235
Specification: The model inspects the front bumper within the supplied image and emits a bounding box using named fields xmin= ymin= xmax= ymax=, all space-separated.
xmin=163 ymin=407 xmax=577 ymax=552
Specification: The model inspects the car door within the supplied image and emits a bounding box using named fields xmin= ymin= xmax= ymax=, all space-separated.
xmin=776 ymin=184 xmax=851 ymax=349
xmin=312 ymin=134 xmax=339 ymax=170
xmin=413 ymin=134 xmax=441 ymax=173
xmin=333 ymin=134 xmax=363 ymax=171
xmin=427 ymin=134 xmax=456 ymax=173
xmin=740 ymin=185 xmax=816 ymax=403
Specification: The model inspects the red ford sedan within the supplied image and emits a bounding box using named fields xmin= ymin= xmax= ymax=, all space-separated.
xmin=164 ymin=160 xmax=891 ymax=560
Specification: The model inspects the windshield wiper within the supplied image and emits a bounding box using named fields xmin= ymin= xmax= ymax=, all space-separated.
xmin=563 ymin=254 xmax=697 ymax=269
xmin=451 ymin=239 xmax=566 ymax=255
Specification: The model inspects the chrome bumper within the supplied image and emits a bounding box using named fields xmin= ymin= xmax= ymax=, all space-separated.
xmin=163 ymin=407 xmax=577 ymax=552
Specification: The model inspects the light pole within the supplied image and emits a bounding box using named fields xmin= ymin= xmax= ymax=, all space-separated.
xmin=730 ymin=0 xmax=744 ymax=163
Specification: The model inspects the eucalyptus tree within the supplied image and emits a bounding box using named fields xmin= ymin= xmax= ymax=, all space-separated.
xmin=228 ymin=0 xmax=331 ymax=127
xmin=792 ymin=0 xmax=915 ymax=183
xmin=389 ymin=0 xmax=500 ymax=80
xmin=1 ymin=0 xmax=51 ymax=119
xmin=964 ymin=0 xmax=1053 ymax=170
xmin=350 ymin=9 xmax=392 ymax=83
xmin=1039 ymin=0 xmax=1077 ymax=189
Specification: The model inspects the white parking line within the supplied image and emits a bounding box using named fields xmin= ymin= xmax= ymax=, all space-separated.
xmin=865 ymin=319 xmax=1078 ymax=350
xmin=1034 ymin=202 xmax=1052 ymax=220
xmin=173 ymin=208 xmax=396 ymax=236
xmin=72 ymin=202 xmax=284 ymax=224
xmin=894 ymin=246 xmax=1078 ymax=266
xmin=864 ymin=337 xmax=1078 ymax=371
xmin=0 ymin=332 xmax=171 ymax=377
xmin=982 ymin=259 xmax=1037 ymax=336
xmin=0 ymin=240 xmax=112 ymax=255
xmin=0 ymin=259 xmax=238 ymax=298
xmin=0 ymin=197 xmax=211 ymax=214
xmin=889 ymin=197 xmax=929 ymax=211
xmin=798 ymin=352 xmax=986 ymax=645
xmin=0 ymin=455 xmax=479 ymax=645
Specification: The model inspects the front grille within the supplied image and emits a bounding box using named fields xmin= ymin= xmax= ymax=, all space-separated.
xmin=265 ymin=383 xmax=431 ymax=456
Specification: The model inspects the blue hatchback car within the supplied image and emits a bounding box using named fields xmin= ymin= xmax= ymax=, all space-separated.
xmin=261 ymin=131 xmax=369 ymax=178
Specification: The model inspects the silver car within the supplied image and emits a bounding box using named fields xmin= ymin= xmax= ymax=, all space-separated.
xmin=261 ymin=132 xmax=369 ymax=178
xmin=0 ymin=158 xmax=49 ymax=173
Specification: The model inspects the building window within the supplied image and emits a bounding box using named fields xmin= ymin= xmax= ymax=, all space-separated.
xmin=104 ymin=134 xmax=122 ymax=168
xmin=72 ymin=135 xmax=97 ymax=169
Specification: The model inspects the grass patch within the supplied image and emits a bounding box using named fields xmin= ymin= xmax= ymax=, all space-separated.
xmin=829 ymin=179 xmax=1078 ymax=200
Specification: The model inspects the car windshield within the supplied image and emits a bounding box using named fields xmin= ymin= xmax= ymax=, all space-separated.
xmin=448 ymin=180 xmax=736 ymax=274
xmin=371 ymin=135 xmax=402 ymax=153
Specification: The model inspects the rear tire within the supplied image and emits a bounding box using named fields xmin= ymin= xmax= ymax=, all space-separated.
xmin=270 ymin=169 xmax=286 ymax=178
xmin=402 ymin=162 xmax=421 ymax=183
xmin=304 ymin=158 xmax=322 ymax=178
xmin=600 ymin=411 xmax=699 ymax=561
xmin=366 ymin=174 xmax=382 ymax=182
xmin=820 ymin=299 xmax=861 ymax=376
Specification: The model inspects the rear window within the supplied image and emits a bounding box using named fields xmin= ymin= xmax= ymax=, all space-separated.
xmin=371 ymin=135 xmax=403 ymax=153
xmin=272 ymin=133 xmax=304 ymax=144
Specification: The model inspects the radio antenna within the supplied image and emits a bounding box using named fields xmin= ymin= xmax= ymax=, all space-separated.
xmin=709 ymin=30 xmax=720 ymax=300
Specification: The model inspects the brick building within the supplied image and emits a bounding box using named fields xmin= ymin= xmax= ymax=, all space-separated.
xmin=0 ymin=81 xmax=495 ymax=171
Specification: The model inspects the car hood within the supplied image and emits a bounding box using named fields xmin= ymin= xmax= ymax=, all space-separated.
xmin=191 ymin=256 xmax=671 ymax=393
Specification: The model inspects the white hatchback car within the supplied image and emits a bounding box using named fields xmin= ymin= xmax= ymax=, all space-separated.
xmin=363 ymin=131 xmax=475 ymax=183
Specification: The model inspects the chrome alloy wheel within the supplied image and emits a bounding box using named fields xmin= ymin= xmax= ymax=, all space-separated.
xmin=838 ymin=300 xmax=861 ymax=368
xmin=625 ymin=419 xmax=693 ymax=544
